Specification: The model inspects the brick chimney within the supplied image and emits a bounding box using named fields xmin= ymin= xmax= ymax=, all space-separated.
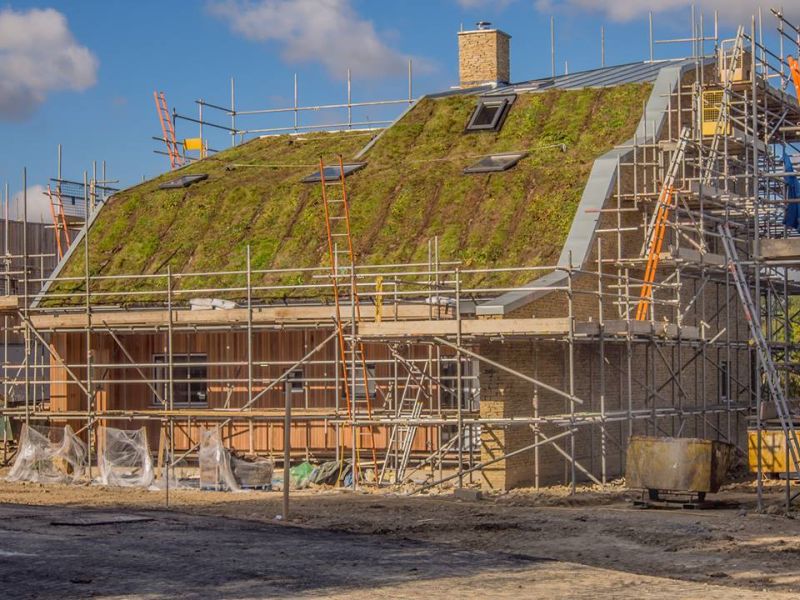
xmin=458 ymin=22 xmax=511 ymax=88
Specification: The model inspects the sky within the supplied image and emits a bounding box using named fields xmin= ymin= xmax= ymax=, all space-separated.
xmin=1 ymin=0 xmax=798 ymax=223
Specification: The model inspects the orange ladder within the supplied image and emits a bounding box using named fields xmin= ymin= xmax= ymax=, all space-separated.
xmin=788 ymin=55 xmax=800 ymax=100
xmin=153 ymin=91 xmax=183 ymax=170
xmin=46 ymin=184 xmax=72 ymax=260
xmin=635 ymin=127 xmax=691 ymax=321
xmin=319 ymin=156 xmax=379 ymax=484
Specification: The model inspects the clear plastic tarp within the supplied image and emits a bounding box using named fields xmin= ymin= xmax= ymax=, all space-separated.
xmin=199 ymin=428 xmax=239 ymax=491
xmin=199 ymin=428 xmax=273 ymax=491
xmin=98 ymin=426 xmax=154 ymax=488
xmin=7 ymin=424 xmax=87 ymax=484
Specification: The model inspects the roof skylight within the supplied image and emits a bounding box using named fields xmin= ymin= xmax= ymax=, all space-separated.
xmin=464 ymin=152 xmax=528 ymax=174
xmin=465 ymin=95 xmax=516 ymax=132
xmin=159 ymin=174 xmax=208 ymax=189
xmin=301 ymin=163 xmax=366 ymax=184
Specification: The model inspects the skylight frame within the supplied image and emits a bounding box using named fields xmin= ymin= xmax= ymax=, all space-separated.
xmin=301 ymin=162 xmax=367 ymax=184
xmin=158 ymin=174 xmax=209 ymax=189
xmin=465 ymin=94 xmax=516 ymax=133
xmin=463 ymin=151 xmax=528 ymax=174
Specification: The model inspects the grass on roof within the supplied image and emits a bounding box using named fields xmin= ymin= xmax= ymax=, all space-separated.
xmin=44 ymin=82 xmax=651 ymax=307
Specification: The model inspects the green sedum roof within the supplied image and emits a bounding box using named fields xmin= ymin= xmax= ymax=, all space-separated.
xmin=43 ymin=82 xmax=652 ymax=307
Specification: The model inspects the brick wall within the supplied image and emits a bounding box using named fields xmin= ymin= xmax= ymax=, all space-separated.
xmin=458 ymin=29 xmax=511 ymax=88
xmin=476 ymin=78 xmax=754 ymax=489
xmin=479 ymin=331 xmax=750 ymax=490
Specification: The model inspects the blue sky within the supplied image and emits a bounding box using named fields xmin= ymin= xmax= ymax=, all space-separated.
xmin=0 ymin=0 xmax=794 ymax=221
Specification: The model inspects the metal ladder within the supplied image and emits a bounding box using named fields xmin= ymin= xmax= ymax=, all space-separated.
xmin=635 ymin=126 xmax=691 ymax=320
xmin=379 ymin=356 xmax=427 ymax=484
xmin=718 ymin=223 xmax=800 ymax=475
xmin=701 ymin=26 xmax=745 ymax=186
xmin=153 ymin=91 xmax=183 ymax=170
xmin=319 ymin=156 xmax=378 ymax=482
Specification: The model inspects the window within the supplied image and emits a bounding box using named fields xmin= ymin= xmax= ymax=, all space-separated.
xmin=465 ymin=95 xmax=515 ymax=132
xmin=301 ymin=163 xmax=366 ymax=184
xmin=343 ymin=363 xmax=377 ymax=400
xmin=464 ymin=152 xmax=528 ymax=174
xmin=289 ymin=369 xmax=304 ymax=394
xmin=719 ymin=360 xmax=730 ymax=403
xmin=153 ymin=354 xmax=208 ymax=406
xmin=158 ymin=174 xmax=208 ymax=189
xmin=440 ymin=359 xmax=476 ymax=408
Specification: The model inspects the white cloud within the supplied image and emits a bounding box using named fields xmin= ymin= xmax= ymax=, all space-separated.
xmin=534 ymin=1 xmax=800 ymax=24
xmin=0 ymin=8 xmax=98 ymax=121
xmin=10 ymin=185 xmax=52 ymax=224
xmin=208 ymin=0 xmax=425 ymax=78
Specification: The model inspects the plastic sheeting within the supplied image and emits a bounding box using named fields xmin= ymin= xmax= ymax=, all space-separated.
xmin=199 ymin=428 xmax=239 ymax=491
xmin=98 ymin=427 xmax=154 ymax=488
xmin=7 ymin=424 xmax=87 ymax=484
xmin=199 ymin=428 xmax=273 ymax=491
xmin=290 ymin=462 xmax=315 ymax=489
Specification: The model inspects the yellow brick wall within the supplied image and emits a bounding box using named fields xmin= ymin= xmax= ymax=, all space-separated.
xmin=458 ymin=29 xmax=511 ymax=88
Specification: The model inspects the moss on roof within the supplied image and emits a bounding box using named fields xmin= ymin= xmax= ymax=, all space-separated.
xmin=44 ymin=82 xmax=651 ymax=306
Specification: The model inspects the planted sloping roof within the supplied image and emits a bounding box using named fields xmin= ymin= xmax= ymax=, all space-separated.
xmin=41 ymin=82 xmax=652 ymax=306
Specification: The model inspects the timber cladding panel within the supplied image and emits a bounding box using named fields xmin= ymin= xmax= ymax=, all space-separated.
xmin=48 ymin=330 xmax=458 ymax=457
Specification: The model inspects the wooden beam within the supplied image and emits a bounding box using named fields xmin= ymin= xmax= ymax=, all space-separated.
xmin=0 ymin=295 xmax=19 ymax=312
xmin=760 ymin=238 xmax=800 ymax=262
xmin=29 ymin=303 xmax=442 ymax=330
xmin=358 ymin=317 xmax=572 ymax=339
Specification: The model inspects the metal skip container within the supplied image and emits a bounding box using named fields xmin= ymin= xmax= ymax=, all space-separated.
xmin=625 ymin=436 xmax=735 ymax=494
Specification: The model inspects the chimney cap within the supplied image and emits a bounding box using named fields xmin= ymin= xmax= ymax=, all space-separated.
xmin=476 ymin=21 xmax=492 ymax=30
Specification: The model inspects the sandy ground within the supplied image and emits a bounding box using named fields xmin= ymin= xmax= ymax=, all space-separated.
xmin=1 ymin=474 xmax=799 ymax=598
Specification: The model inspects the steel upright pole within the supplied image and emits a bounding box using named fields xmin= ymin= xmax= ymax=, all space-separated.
xmin=568 ymin=252 xmax=576 ymax=494
xmin=347 ymin=69 xmax=352 ymax=129
xmin=246 ymin=246 xmax=253 ymax=408
xmin=22 ymin=170 xmax=29 ymax=426
xmin=456 ymin=268 xmax=463 ymax=488
xmin=230 ymin=77 xmax=236 ymax=147
xmin=165 ymin=266 xmax=175 ymax=506
xmin=83 ymin=171 xmax=93 ymax=480
xmin=283 ymin=378 xmax=291 ymax=519
xmin=750 ymin=17 xmax=764 ymax=512
xmin=408 ymin=59 xmax=413 ymax=104
xmin=601 ymin=26 xmax=605 ymax=67
xmin=550 ymin=16 xmax=556 ymax=78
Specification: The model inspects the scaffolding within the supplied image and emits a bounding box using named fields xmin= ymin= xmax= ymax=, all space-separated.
xmin=2 ymin=11 xmax=800 ymax=515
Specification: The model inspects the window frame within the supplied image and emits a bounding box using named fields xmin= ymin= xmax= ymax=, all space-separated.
xmin=288 ymin=368 xmax=305 ymax=394
xmin=719 ymin=359 xmax=730 ymax=403
xmin=465 ymin=95 xmax=516 ymax=133
xmin=152 ymin=353 xmax=209 ymax=407
xmin=463 ymin=151 xmax=528 ymax=174
xmin=158 ymin=173 xmax=208 ymax=189
xmin=301 ymin=163 xmax=366 ymax=184
xmin=342 ymin=363 xmax=377 ymax=400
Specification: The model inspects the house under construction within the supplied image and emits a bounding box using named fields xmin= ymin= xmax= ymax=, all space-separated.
xmin=4 ymin=14 xmax=800 ymax=499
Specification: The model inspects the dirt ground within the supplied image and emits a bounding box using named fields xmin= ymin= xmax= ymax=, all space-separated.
xmin=1 ymin=473 xmax=800 ymax=598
